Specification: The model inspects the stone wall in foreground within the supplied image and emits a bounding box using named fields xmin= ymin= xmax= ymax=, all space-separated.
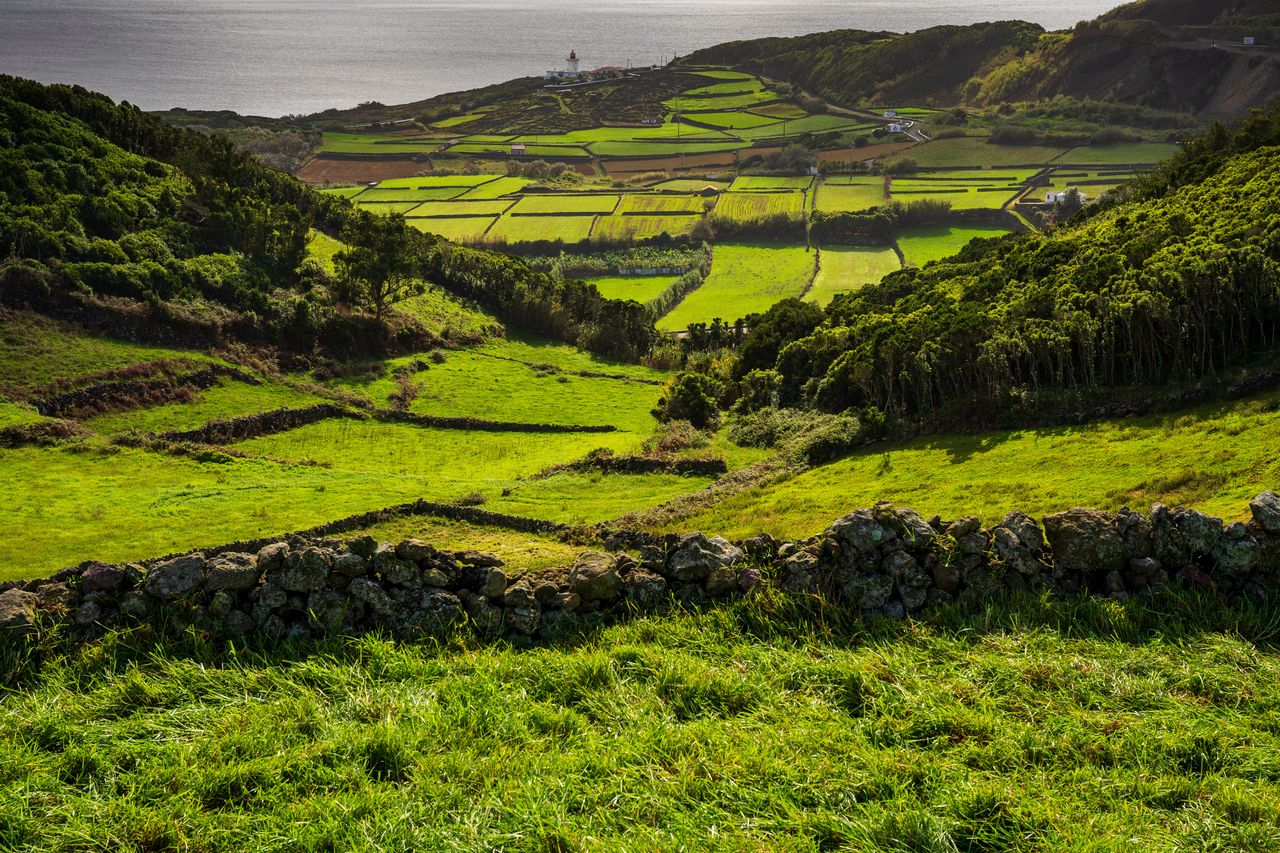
xmin=4 ymin=493 xmax=1280 ymax=643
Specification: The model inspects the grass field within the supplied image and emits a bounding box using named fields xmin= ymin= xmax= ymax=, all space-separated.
xmin=583 ymin=275 xmax=680 ymax=303
xmin=688 ymin=111 xmax=779 ymax=130
xmin=430 ymin=112 xmax=486 ymax=128
xmin=908 ymin=138 xmax=1069 ymax=168
xmin=729 ymin=176 xmax=813 ymax=191
xmin=489 ymin=470 xmax=717 ymax=524
xmin=373 ymin=175 xmax=500 ymax=189
xmin=8 ymin=593 xmax=1280 ymax=850
xmin=814 ymin=180 xmax=887 ymax=212
xmin=588 ymin=139 xmax=750 ymax=157
xmin=456 ymin=177 xmax=536 ymax=199
xmin=805 ymin=246 xmax=901 ymax=307
xmin=305 ymin=229 xmax=345 ymax=272
xmin=676 ymin=392 xmax=1280 ymax=541
xmin=897 ymin=225 xmax=1014 ymax=267
xmin=666 ymin=91 xmax=777 ymax=111
xmin=318 ymin=133 xmax=442 ymax=155
xmin=352 ymin=200 xmax=431 ymax=215
xmin=509 ymin=195 xmax=620 ymax=215
xmin=407 ymin=216 xmax=497 ymax=242
xmin=85 ymin=378 xmax=327 ymax=436
xmin=712 ymin=191 xmax=805 ymax=223
xmin=1055 ymin=143 xmax=1180 ymax=165
xmin=616 ymin=194 xmax=707 ymax=214
xmin=650 ymin=179 xmax=729 ymax=192
xmin=593 ymin=215 xmax=700 ymax=241
xmin=404 ymin=200 xmax=514 ymax=217
xmin=658 ymin=243 xmax=815 ymax=330
xmin=735 ymin=117 xmax=873 ymax=141
xmin=888 ymin=180 xmax=1019 ymax=210
xmin=486 ymin=214 xmax=597 ymax=244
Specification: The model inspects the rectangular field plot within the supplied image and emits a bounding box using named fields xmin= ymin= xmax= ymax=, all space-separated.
xmin=657 ymin=243 xmax=815 ymax=330
xmin=489 ymin=471 xmax=715 ymax=525
xmin=735 ymin=116 xmax=873 ymax=140
xmin=486 ymin=215 xmax=597 ymax=244
xmin=374 ymin=175 xmax=501 ymax=189
xmin=86 ymin=378 xmax=328 ymax=437
xmin=353 ymin=201 xmax=431 ymax=215
xmin=458 ymin=176 xmax=536 ymax=199
xmin=1054 ymin=143 xmax=1179 ymax=166
xmin=584 ymin=275 xmax=679 ymax=304
xmin=650 ymin=179 xmax=729 ymax=192
xmin=712 ymin=191 xmax=805 ymax=222
xmin=689 ymin=111 xmax=778 ymax=130
xmin=814 ymin=181 xmax=886 ymax=212
xmin=0 ymin=446 xmax=440 ymax=578
xmin=235 ymin=420 xmax=638 ymax=482
xmin=729 ymin=176 xmax=813 ymax=191
xmin=908 ymin=138 xmax=1069 ymax=168
xmin=805 ymin=246 xmax=901 ymax=307
xmin=897 ymin=224 xmax=1013 ymax=268
xmin=666 ymin=91 xmax=776 ymax=111
xmin=593 ymin=215 xmax=700 ymax=241
xmin=318 ymin=133 xmax=443 ymax=155
xmin=405 ymin=200 xmax=514 ymax=217
xmin=509 ymin=194 xmax=620 ymax=215
xmin=356 ymin=186 xmax=469 ymax=203
xmin=684 ymin=79 xmax=766 ymax=97
xmin=616 ymin=194 xmax=707 ymax=214
xmin=749 ymin=102 xmax=808 ymax=118
xmin=888 ymin=181 xmax=1019 ymax=210
xmin=588 ymin=139 xmax=749 ymax=157
xmin=320 ymin=186 xmax=366 ymax=199
xmin=430 ymin=112 xmax=486 ymax=128
xmin=408 ymin=216 xmax=496 ymax=242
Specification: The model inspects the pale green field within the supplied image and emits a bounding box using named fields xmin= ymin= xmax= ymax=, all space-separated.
xmin=486 ymin=215 xmax=597 ymax=244
xmin=814 ymin=181 xmax=887 ymax=212
xmin=712 ymin=191 xmax=805 ymax=222
xmin=509 ymin=195 xmax=621 ymax=215
xmin=405 ymin=200 xmax=514 ymax=217
xmin=86 ymin=379 xmax=327 ymax=436
xmin=658 ymin=243 xmax=815 ymax=330
xmin=1055 ymin=143 xmax=1180 ymax=166
xmin=729 ymin=176 xmax=813 ymax=191
xmin=592 ymin=215 xmax=700 ymax=241
xmin=908 ymin=138 xmax=1070 ymax=168
xmin=583 ymin=275 xmax=680 ymax=303
xmin=805 ymin=246 xmax=901 ymax=307
xmin=616 ymin=194 xmax=706 ymax=214
xmin=897 ymin=225 xmax=1014 ymax=267
xmin=671 ymin=393 xmax=1280 ymax=540
xmin=408 ymin=216 xmax=497 ymax=242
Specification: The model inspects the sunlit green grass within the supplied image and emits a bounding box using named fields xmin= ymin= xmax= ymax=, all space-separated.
xmin=489 ymin=471 xmax=717 ymax=524
xmin=671 ymin=393 xmax=1280 ymax=540
xmin=85 ymin=379 xmax=329 ymax=437
xmin=806 ymin=245 xmax=901 ymax=307
xmin=5 ymin=594 xmax=1280 ymax=850
xmin=658 ymin=243 xmax=815 ymax=330
xmin=582 ymin=275 xmax=680 ymax=304
xmin=897 ymin=224 xmax=1014 ymax=268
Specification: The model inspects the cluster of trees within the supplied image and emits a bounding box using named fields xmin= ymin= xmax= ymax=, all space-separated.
xmin=666 ymin=109 xmax=1280 ymax=431
xmin=0 ymin=76 xmax=652 ymax=360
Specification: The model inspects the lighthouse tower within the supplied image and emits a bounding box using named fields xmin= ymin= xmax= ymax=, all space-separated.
xmin=566 ymin=50 xmax=580 ymax=76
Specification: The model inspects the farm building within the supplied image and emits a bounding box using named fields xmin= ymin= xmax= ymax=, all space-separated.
xmin=695 ymin=185 xmax=721 ymax=197
xmin=1046 ymin=188 xmax=1087 ymax=204
xmin=883 ymin=110 xmax=898 ymax=118
xmin=888 ymin=123 xmax=906 ymax=133
xmin=510 ymin=142 xmax=527 ymax=156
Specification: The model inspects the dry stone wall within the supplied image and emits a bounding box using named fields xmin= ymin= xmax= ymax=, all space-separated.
xmin=6 ymin=493 xmax=1280 ymax=645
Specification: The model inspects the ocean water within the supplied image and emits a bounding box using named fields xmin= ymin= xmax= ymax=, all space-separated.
xmin=0 ymin=0 xmax=1119 ymax=116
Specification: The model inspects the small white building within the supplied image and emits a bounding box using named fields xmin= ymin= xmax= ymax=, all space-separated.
xmin=1046 ymin=187 xmax=1087 ymax=204
xmin=544 ymin=50 xmax=583 ymax=80
xmin=887 ymin=122 xmax=905 ymax=133
xmin=510 ymin=143 xmax=527 ymax=156
xmin=882 ymin=110 xmax=898 ymax=118
xmin=1244 ymin=36 xmax=1256 ymax=46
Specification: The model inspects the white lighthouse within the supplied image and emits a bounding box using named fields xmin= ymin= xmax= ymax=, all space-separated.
xmin=566 ymin=50 xmax=580 ymax=75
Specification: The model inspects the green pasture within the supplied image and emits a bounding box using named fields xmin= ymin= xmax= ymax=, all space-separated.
xmin=486 ymin=214 xmax=597 ymax=244
xmin=346 ymin=515 xmax=579 ymax=571
xmin=85 ymin=378 xmax=327 ymax=437
xmin=588 ymin=139 xmax=750 ymax=157
xmin=353 ymin=201 xmax=429 ymax=215
xmin=688 ymin=111 xmax=778 ymax=130
xmin=458 ymin=176 xmax=536 ymax=199
xmin=666 ymin=91 xmax=776 ymax=111
xmin=888 ymin=180 xmax=1019 ymax=209
xmin=814 ymin=181 xmax=887 ymax=212
xmin=805 ymin=246 xmax=901 ymax=307
xmin=749 ymin=102 xmax=808 ymax=118
xmin=735 ymin=116 xmax=874 ymax=141
xmin=676 ymin=392 xmax=1280 ymax=541
xmin=318 ymin=133 xmax=442 ymax=155
xmin=318 ymin=186 xmax=365 ymax=199
xmin=689 ymin=69 xmax=757 ymax=80
xmin=234 ymin=420 xmax=639 ymax=485
xmin=683 ymin=80 xmax=767 ymax=97
xmin=9 ymin=592 xmax=1280 ymax=849
xmin=489 ymin=470 xmax=717 ymax=525
xmin=305 ymin=229 xmax=345 ymax=272
xmin=897 ymin=224 xmax=1015 ymax=267
xmin=593 ymin=215 xmax=700 ymax=241
xmin=355 ymin=186 xmax=467 ymax=203
xmin=0 ymin=401 xmax=48 ymax=429
xmin=908 ymin=138 xmax=1070 ymax=168
xmin=617 ymin=194 xmax=707 ymax=214
xmin=729 ymin=176 xmax=812 ymax=191
xmin=374 ymin=175 xmax=500 ymax=189
xmin=1055 ymin=142 xmax=1180 ymax=165
xmin=509 ymin=195 xmax=620 ymax=215
xmin=712 ymin=191 xmax=806 ymax=222
xmin=583 ymin=275 xmax=680 ymax=304
xmin=658 ymin=243 xmax=815 ymax=330
xmin=650 ymin=179 xmax=729 ymax=192
xmin=430 ymin=112 xmax=486 ymax=128
xmin=407 ymin=216 xmax=496 ymax=242
xmin=404 ymin=200 xmax=514 ymax=217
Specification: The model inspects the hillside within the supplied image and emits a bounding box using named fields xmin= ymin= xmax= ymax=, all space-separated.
xmin=682 ymin=0 xmax=1280 ymax=117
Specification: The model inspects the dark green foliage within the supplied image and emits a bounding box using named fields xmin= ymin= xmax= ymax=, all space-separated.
xmin=653 ymin=373 xmax=721 ymax=429
xmin=739 ymin=110 xmax=1280 ymax=420
xmin=733 ymin=298 xmax=823 ymax=379
xmin=0 ymin=76 xmax=657 ymax=361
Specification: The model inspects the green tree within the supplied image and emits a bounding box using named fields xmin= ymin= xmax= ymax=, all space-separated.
xmin=653 ymin=373 xmax=721 ymax=430
xmin=335 ymin=212 xmax=428 ymax=319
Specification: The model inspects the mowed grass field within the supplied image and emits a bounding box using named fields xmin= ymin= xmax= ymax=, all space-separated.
xmin=673 ymin=392 xmax=1280 ymax=542
xmin=658 ymin=243 xmax=815 ymax=330
xmin=814 ymin=180 xmax=887 ymax=213
xmin=806 ymin=246 xmax=901 ymax=307
xmin=897 ymin=224 xmax=1014 ymax=267
xmin=593 ymin=215 xmax=700 ymax=241
xmin=8 ymin=592 xmax=1280 ymax=850
xmin=509 ymin=195 xmax=620 ymax=215
xmin=909 ymin=138 xmax=1069 ymax=168
xmin=712 ymin=191 xmax=806 ymax=223
xmin=485 ymin=214 xmax=597 ymax=244
xmin=408 ymin=216 xmax=496 ymax=242
xmin=584 ymin=275 xmax=680 ymax=303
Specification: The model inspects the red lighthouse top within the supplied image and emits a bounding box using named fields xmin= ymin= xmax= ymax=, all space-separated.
xmin=568 ymin=50 xmax=577 ymax=61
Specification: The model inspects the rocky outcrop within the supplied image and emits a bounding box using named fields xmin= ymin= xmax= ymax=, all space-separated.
xmin=6 ymin=493 xmax=1280 ymax=647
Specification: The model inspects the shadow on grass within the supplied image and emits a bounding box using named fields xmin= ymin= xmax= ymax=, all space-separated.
xmin=6 ymin=586 xmax=1280 ymax=692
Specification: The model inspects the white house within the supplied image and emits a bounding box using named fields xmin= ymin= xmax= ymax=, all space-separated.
xmin=510 ymin=143 xmax=527 ymax=156
xmin=544 ymin=50 xmax=583 ymax=80
xmin=1244 ymin=36 xmax=1256 ymax=46
xmin=1046 ymin=187 xmax=1087 ymax=204
xmin=882 ymin=110 xmax=898 ymax=118
xmin=887 ymin=122 xmax=905 ymax=133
